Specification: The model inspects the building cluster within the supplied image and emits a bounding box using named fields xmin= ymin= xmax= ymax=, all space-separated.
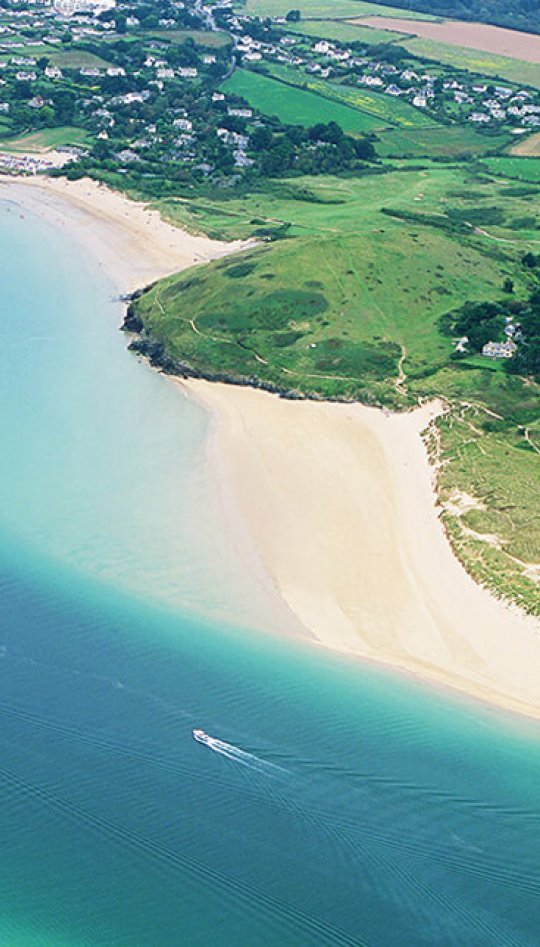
xmin=217 ymin=8 xmax=540 ymax=132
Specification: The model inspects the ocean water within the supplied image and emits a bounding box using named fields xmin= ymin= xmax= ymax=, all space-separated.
xmin=0 ymin=196 xmax=539 ymax=947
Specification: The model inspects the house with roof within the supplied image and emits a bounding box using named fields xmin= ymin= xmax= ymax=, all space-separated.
xmin=482 ymin=340 xmax=517 ymax=358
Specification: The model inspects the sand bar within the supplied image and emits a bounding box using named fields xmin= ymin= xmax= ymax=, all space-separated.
xmin=352 ymin=17 xmax=540 ymax=64
xmin=186 ymin=379 xmax=540 ymax=720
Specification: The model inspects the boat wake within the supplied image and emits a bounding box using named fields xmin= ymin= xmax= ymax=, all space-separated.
xmin=193 ymin=729 xmax=285 ymax=775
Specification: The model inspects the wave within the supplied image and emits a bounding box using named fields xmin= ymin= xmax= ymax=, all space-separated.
xmin=196 ymin=733 xmax=287 ymax=776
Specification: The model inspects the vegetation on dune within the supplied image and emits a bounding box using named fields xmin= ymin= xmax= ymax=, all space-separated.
xmin=425 ymin=398 xmax=540 ymax=615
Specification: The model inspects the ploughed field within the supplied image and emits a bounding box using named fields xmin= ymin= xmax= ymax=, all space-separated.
xmin=130 ymin=164 xmax=540 ymax=613
xmin=353 ymin=17 xmax=540 ymax=64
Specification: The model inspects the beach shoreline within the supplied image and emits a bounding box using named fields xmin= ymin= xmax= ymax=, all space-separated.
xmin=3 ymin=174 xmax=539 ymax=721
xmin=183 ymin=378 xmax=540 ymax=721
xmin=0 ymin=174 xmax=251 ymax=295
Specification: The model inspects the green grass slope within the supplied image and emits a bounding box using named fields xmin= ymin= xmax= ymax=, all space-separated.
xmin=132 ymin=164 xmax=540 ymax=613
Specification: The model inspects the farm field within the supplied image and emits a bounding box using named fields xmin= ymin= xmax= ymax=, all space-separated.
xmin=0 ymin=44 xmax=112 ymax=69
xmin=0 ymin=43 xmax=55 ymax=61
xmin=0 ymin=127 xmax=92 ymax=152
xmin=285 ymin=19 xmax=403 ymax=45
xmin=376 ymin=125 xmax=512 ymax=158
xmin=511 ymin=132 xmax=540 ymax=156
xmin=222 ymin=69 xmax=383 ymax=133
xmin=239 ymin=0 xmax=436 ymax=19
xmin=49 ymin=48 xmax=114 ymax=68
xmin=400 ymin=37 xmax=540 ymax=90
xmin=263 ymin=62 xmax=437 ymax=127
xmin=482 ymin=156 xmax=540 ymax=182
xmin=351 ymin=17 xmax=540 ymax=63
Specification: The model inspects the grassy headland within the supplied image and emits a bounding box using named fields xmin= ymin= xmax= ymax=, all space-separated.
xmin=129 ymin=163 xmax=540 ymax=615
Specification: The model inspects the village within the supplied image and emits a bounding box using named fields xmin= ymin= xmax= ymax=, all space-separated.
xmin=218 ymin=9 xmax=540 ymax=132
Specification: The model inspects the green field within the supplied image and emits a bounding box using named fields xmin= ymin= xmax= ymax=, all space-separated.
xmin=239 ymin=0 xmax=436 ymax=19
xmin=0 ymin=45 xmax=112 ymax=69
xmin=222 ymin=69 xmax=383 ymax=133
xmin=377 ymin=125 xmax=512 ymax=158
xmin=482 ymin=156 xmax=540 ymax=183
xmin=402 ymin=36 xmax=540 ymax=90
xmin=143 ymin=166 xmax=539 ymax=389
xmin=285 ymin=18 xmax=404 ymax=45
xmin=263 ymin=62 xmax=437 ymax=127
xmin=0 ymin=127 xmax=92 ymax=151
xmin=49 ymin=48 xmax=113 ymax=69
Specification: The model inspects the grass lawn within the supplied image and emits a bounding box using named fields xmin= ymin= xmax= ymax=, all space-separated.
xmin=263 ymin=62 xmax=436 ymax=127
xmin=376 ymin=125 xmax=512 ymax=158
xmin=0 ymin=127 xmax=92 ymax=151
xmin=222 ymin=69 xmax=384 ymax=133
xmin=482 ymin=156 xmax=540 ymax=183
xmin=402 ymin=37 xmax=540 ymax=90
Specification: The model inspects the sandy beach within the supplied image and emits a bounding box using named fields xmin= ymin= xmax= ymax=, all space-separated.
xmin=0 ymin=175 xmax=250 ymax=294
xmin=186 ymin=380 xmax=540 ymax=720
xmin=2 ymin=174 xmax=538 ymax=719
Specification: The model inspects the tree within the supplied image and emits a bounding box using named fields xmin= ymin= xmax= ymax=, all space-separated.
xmin=251 ymin=125 xmax=273 ymax=151
xmin=503 ymin=277 xmax=514 ymax=293
xmin=52 ymin=89 xmax=76 ymax=123
xmin=285 ymin=9 xmax=301 ymax=20
xmin=522 ymin=252 xmax=539 ymax=269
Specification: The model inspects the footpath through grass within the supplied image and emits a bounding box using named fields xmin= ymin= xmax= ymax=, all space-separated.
xmin=132 ymin=163 xmax=540 ymax=614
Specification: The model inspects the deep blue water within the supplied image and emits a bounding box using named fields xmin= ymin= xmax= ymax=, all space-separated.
xmin=0 ymin=195 xmax=539 ymax=947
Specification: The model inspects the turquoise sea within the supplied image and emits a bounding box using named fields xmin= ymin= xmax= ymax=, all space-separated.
xmin=0 ymin=195 xmax=539 ymax=947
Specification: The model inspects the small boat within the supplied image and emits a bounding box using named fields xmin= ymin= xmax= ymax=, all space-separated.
xmin=193 ymin=728 xmax=211 ymax=746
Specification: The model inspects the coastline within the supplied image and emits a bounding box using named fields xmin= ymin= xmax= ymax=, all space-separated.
xmin=3 ymin=173 xmax=539 ymax=720
xmin=0 ymin=174 xmax=251 ymax=295
xmin=184 ymin=379 xmax=540 ymax=721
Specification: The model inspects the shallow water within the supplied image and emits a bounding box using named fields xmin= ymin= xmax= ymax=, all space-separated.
xmin=0 ymin=196 xmax=539 ymax=947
